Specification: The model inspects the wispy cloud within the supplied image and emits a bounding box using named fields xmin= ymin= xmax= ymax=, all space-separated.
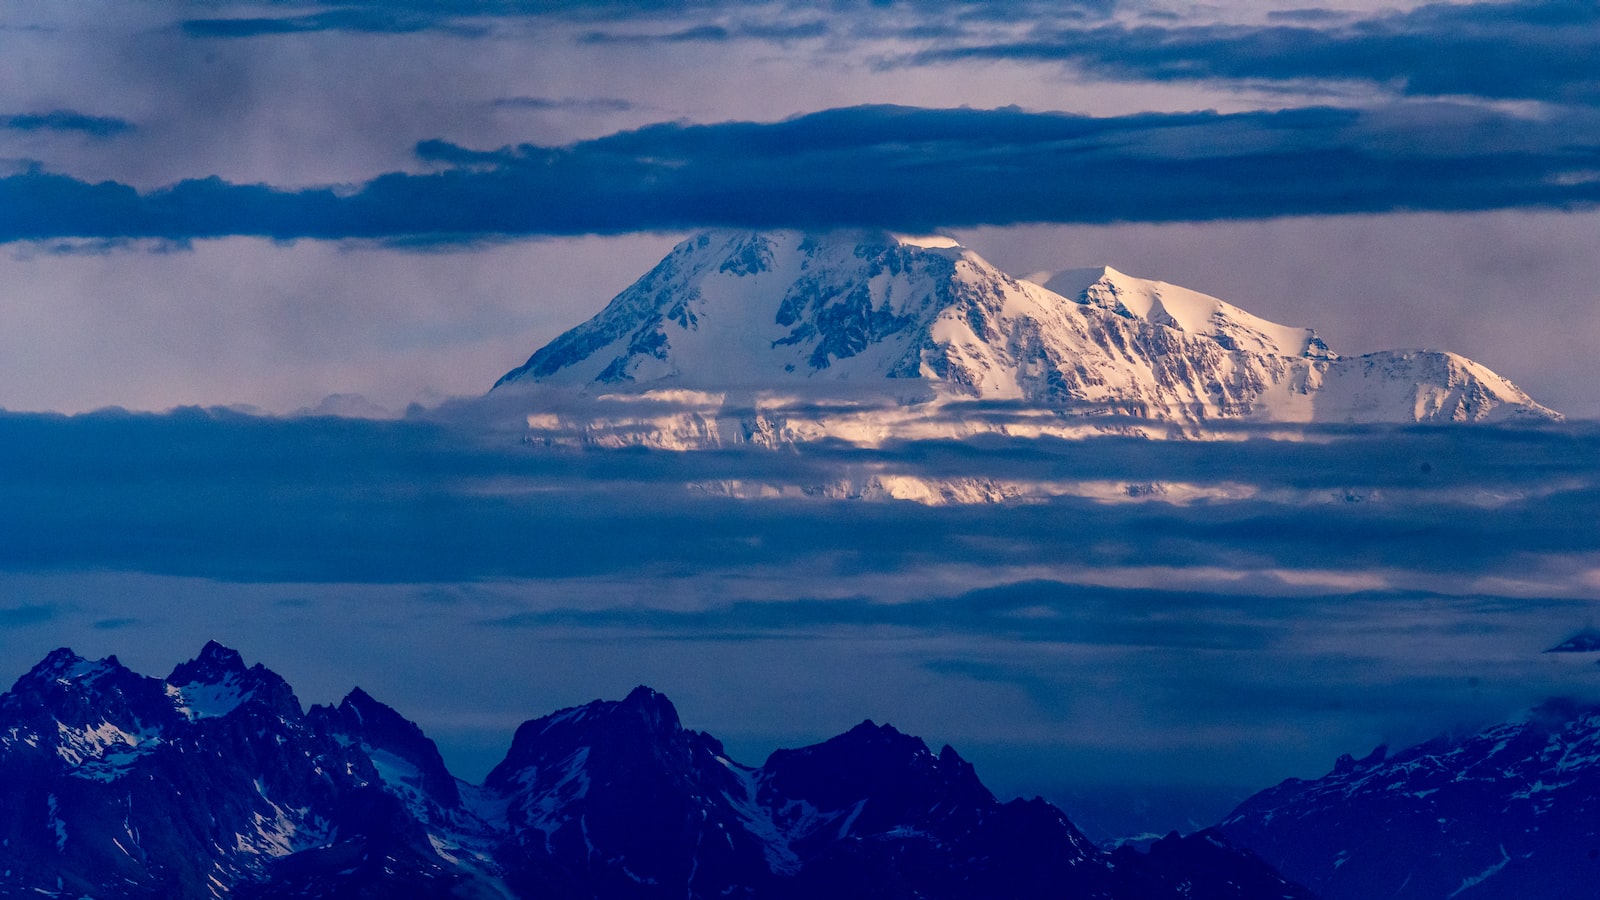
xmin=171 ymin=0 xmax=1107 ymax=38
xmin=1 ymin=404 xmax=1595 ymax=585
xmin=5 ymin=405 xmax=1600 ymax=794
xmin=490 ymin=96 xmax=638 ymax=113
xmin=0 ymin=604 xmax=56 ymax=626
xmin=1 ymin=111 xmax=134 ymax=138
xmin=577 ymin=20 xmax=828 ymax=44
xmin=176 ymin=0 xmax=812 ymax=39
xmin=896 ymin=0 xmax=1600 ymax=106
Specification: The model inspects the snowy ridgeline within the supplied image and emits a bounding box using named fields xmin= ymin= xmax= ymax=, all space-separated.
xmin=488 ymin=230 xmax=1558 ymax=449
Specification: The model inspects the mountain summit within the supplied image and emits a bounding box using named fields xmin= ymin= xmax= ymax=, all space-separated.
xmin=493 ymin=230 xmax=1557 ymax=442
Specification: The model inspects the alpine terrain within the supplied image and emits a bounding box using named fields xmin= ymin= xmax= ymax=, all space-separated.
xmin=492 ymin=230 xmax=1557 ymax=447
xmin=0 ymin=643 xmax=1313 ymax=899
xmin=1219 ymin=698 xmax=1600 ymax=900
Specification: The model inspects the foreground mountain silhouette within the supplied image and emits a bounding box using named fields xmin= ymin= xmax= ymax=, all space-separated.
xmin=493 ymin=231 xmax=1557 ymax=445
xmin=1220 ymin=696 xmax=1600 ymax=900
xmin=0 ymin=642 xmax=1312 ymax=899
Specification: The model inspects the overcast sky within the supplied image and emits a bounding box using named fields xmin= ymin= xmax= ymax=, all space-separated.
xmin=4 ymin=0 xmax=1600 ymax=831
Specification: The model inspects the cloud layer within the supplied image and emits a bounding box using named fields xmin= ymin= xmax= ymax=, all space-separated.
xmin=3 ymin=103 xmax=1598 ymax=242
xmin=901 ymin=0 xmax=1600 ymax=107
xmin=4 ymin=405 xmax=1600 ymax=801
xmin=5 ymin=405 xmax=1597 ymax=583
xmin=1 ymin=111 xmax=134 ymax=138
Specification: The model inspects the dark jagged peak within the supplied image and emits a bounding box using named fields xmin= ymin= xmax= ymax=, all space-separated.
xmin=0 ymin=648 xmax=177 ymax=776
xmin=316 ymin=686 xmax=461 ymax=809
xmin=166 ymin=639 xmax=248 ymax=684
xmin=1108 ymin=829 xmax=1319 ymax=900
xmin=485 ymin=685 xmax=711 ymax=792
xmin=165 ymin=641 xmax=301 ymax=722
xmin=22 ymin=646 xmax=89 ymax=680
xmin=11 ymin=647 xmax=131 ymax=690
xmin=760 ymin=719 xmax=994 ymax=824
xmin=617 ymin=683 xmax=683 ymax=733
xmin=1329 ymin=742 xmax=1387 ymax=775
xmin=3 ymin=647 xmax=163 ymax=719
xmin=484 ymin=687 xmax=767 ymax=898
xmin=0 ymin=655 xmax=1314 ymax=900
xmin=509 ymin=685 xmax=683 ymax=751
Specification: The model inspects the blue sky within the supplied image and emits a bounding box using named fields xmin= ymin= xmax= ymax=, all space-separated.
xmin=3 ymin=0 xmax=1600 ymax=817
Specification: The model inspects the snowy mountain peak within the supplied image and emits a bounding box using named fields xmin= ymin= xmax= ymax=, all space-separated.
xmin=1040 ymin=266 xmax=1337 ymax=360
xmin=8 ymin=650 xmax=142 ymax=705
xmin=492 ymin=228 xmax=1038 ymax=392
xmin=20 ymin=647 xmax=101 ymax=683
xmin=493 ymin=229 xmax=1558 ymax=436
xmin=165 ymin=642 xmax=302 ymax=722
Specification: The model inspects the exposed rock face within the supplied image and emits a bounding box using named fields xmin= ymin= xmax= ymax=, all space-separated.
xmin=0 ymin=643 xmax=1313 ymax=899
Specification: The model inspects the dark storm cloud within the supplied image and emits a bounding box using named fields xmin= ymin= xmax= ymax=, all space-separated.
xmin=91 ymin=617 xmax=143 ymax=630
xmin=173 ymin=0 xmax=1107 ymax=37
xmin=480 ymin=579 xmax=1282 ymax=651
xmin=576 ymin=23 xmax=732 ymax=43
xmin=1 ymin=111 xmax=134 ymax=138
xmin=181 ymin=9 xmax=492 ymax=38
xmin=901 ymin=0 xmax=1600 ymax=106
xmin=177 ymin=0 xmax=833 ymax=38
xmin=490 ymin=96 xmax=638 ymax=112
xmin=576 ymin=19 xmax=829 ymax=44
xmin=4 ymin=103 xmax=1599 ymax=242
xmin=1 ymin=402 xmax=1597 ymax=585
xmin=10 ymin=404 xmax=1600 ymax=802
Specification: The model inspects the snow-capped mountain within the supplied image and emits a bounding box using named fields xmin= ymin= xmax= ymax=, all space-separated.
xmin=0 ymin=642 xmax=479 ymax=899
xmin=491 ymin=230 xmax=1556 ymax=446
xmin=1218 ymin=698 xmax=1600 ymax=900
xmin=0 ymin=643 xmax=1313 ymax=899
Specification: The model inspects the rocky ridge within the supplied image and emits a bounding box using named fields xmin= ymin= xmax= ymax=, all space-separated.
xmin=1220 ymin=697 xmax=1600 ymax=900
xmin=0 ymin=643 xmax=1312 ymax=899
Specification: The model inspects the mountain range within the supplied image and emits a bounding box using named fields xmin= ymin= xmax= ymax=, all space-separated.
xmin=1219 ymin=696 xmax=1600 ymax=900
xmin=14 ymin=643 xmax=1600 ymax=898
xmin=491 ymin=231 xmax=1557 ymax=447
xmin=0 ymin=643 xmax=1311 ymax=899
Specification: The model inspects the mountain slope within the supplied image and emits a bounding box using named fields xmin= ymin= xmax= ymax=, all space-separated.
xmin=0 ymin=642 xmax=475 ymax=899
xmin=0 ymin=643 xmax=1313 ymax=899
xmin=492 ymin=230 xmax=1557 ymax=441
xmin=1218 ymin=698 xmax=1600 ymax=900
